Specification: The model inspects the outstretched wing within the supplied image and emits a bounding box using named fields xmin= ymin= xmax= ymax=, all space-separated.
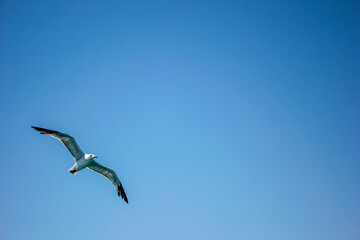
xmin=31 ymin=126 xmax=85 ymax=161
xmin=87 ymin=161 xmax=128 ymax=203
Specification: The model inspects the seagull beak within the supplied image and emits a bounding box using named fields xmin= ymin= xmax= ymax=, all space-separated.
xmin=94 ymin=156 xmax=98 ymax=158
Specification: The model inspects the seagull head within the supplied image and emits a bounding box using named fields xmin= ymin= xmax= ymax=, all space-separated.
xmin=87 ymin=154 xmax=98 ymax=159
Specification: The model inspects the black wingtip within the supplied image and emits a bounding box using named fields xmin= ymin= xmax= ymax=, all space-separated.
xmin=31 ymin=126 xmax=58 ymax=134
xmin=117 ymin=184 xmax=128 ymax=204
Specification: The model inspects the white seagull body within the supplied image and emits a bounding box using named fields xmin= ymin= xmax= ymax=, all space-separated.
xmin=31 ymin=126 xmax=128 ymax=203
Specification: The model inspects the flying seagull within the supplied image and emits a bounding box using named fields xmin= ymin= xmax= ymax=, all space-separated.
xmin=31 ymin=126 xmax=128 ymax=203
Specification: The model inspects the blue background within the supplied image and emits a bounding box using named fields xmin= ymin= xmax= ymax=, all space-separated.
xmin=1 ymin=1 xmax=359 ymax=239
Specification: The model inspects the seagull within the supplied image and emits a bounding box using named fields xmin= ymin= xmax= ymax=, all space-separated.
xmin=31 ymin=126 xmax=128 ymax=203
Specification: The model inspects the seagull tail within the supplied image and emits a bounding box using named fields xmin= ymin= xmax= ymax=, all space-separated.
xmin=68 ymin=165 xmax=78 ymax=175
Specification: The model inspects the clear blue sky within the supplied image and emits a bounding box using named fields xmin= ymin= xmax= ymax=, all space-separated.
xmin=0 ymin=1 xmax=359 ymax=239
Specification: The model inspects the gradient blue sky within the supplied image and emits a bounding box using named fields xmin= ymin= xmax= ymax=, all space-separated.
xmin=0 ymin=1 xmax=359 ymax=240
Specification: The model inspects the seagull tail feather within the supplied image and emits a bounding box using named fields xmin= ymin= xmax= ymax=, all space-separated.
xmin=68 ymin=166 xmax=78 ymax=175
